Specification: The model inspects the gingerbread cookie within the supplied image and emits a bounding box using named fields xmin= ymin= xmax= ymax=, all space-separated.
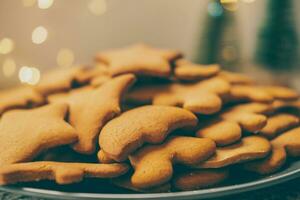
xmin=229 ymin=85 xmax=299 ymax=103
xmin=259 ymin=113 xmax=299 ymax=139
xmin=220 ymin=105 xmax=268 ymax=132
xmin=126 ymin=77 xmax=230 ymax=113
xmin=244 ymin=145 xmax=286 ymax=175
xmin=96 ymin=44 xmax=182 ymax=77
xmin=129 ymin=136 xmax=216 ymax=188
xmin=98 ymin=150 xmax=115 ymax=164
xmin=0 ymin=103 xmax=78 ymax=165
xmin=112 ymin=174 xmax=171 ymax=193
xmin=172 ymin=169 xmax=229 ymax=191
xmin=0 ymin=87 xmax=44 ymax=116
xmin=0 ymin=162 xmax=129 ymax=185
xmin=91 ymin=75 xmax=112 ymax=87
xmin=197 ymin=103 xmax=269 ymax=146
xmin=218 ymin=71 xmax=254 ymax=85
xmin=271 ymin=127 xmax=300 ymax=156
xmin=99 ymin=105 xmax=198 ymax=161
xmin=49 ymin=74 xmax=136 ymax=154
xmin=174 ymin=59 xmax=220 ymax=81
xmin=196 ymin=119 xmax=242 ymax=146
xmin=244 ymin=127 xmax=300 ymax=174
xmin=196 ymin=136 xmax=271 ymax=168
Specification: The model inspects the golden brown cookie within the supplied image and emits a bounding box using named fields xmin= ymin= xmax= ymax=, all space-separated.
xmin=261 ymin=86 xmax=299 ymax=101
xmin=271 ymin=127 xmax=300 ymax=157
xmin=259 ymin=113 xmax=299 ymax=139
xmin=229 ymin=85 xmax=299 ymax=103
xmin=196 ymin=120 xmax=242 ymax=146
xmin=129 ymin=136 xmax=216 ymax=189
xmin=195 ymin=136 xmax=271 ymax=168
xmin=195 ymin=102 xmax=272 ymax=146
xmin=0 ymin=87 xmax=44 ymax=115
xmin=35 ymin=67 xmax=96 ymax=95
xmin=152 ymin=78 xmax=231 ymax=114
xmin=126 ymin=84 xmax=170 ymax=105
xmin=0 ymin=162 xmax=129 ymax=185
xmin=98 ymin=150 xmax=115 ymax=164
xmin=227 ymin=102 xmax=274 ymax=114
xmin=91 ymin=75 xmax=112 ymax=87
xmin=172 ymin=169 xmax=229 ymax=191
xmin=244 ymin=126 xmax=300 ymax=174
xmin=112 ymin=174 xmax=171 ymax=193
xmin=174 ymin=59 xmax=220 ymax=81
xmin=0 ymin=103 xmax=78 ymax=165
xmin=272 ymin=100 xmax=300 ymax=111
xmin=49 ymin=74 xmax=136 ymax=154
xmin=96 ymin=43 xmax=182 ymax=77
xmin=217 ymin=71 xmax=254 ymax=85
xmin=99 ymin=105 xmax=198 ymax=161
xmin=244 ymin=145 xmax=286 ymax=175
xmin=220 ymin=105 xmax=268 ymax=132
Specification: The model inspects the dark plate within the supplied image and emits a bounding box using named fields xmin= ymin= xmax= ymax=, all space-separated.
xmin=1 ymin=160 xmax=300 ymax=200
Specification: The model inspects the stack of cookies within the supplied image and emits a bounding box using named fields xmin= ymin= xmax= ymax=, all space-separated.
xmin=0 ymin=44 xmax=299 ymax=192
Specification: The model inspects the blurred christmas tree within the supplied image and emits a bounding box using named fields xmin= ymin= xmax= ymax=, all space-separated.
xmin=194 ymin=0 xmax=240 ymax=70
xmin=255 ymin=0 xmax=299 ymax=72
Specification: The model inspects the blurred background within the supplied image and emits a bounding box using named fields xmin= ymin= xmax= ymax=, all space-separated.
xmin=0 ymin=0 xmax=299 ymax=88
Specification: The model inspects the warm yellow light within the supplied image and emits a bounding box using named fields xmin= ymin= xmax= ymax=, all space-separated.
xmin=19 ymin=66 xmax=41 ymax=85
xmin=0 ymin=38 xmax=15 ymax=54
xmin=38 ymin=0 xmax=54 ymax=9
xmin=220 ymin=0 xmax=238 ymax=3
xmin=57 ymin=48 xmax=75 ymax=68
xmin=22 ymin=0 xmax=36 ymax=7
xmin=88 ymin=0 xmax=107 ymax=16
xmin=32 ymin=26 xmax=48 ymax=44
xmin=2 ymin=58 xmax=16 ymax=77
xmin=221 ymin=0 xmax=239 ymax=11
xmin=241 ymin=0 xmax=256 ymax=3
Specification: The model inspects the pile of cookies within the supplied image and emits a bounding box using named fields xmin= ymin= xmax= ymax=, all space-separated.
xmin=0 ymin=44 xmax=300 ymax=192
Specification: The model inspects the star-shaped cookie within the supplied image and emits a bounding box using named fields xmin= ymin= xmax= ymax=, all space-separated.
xmin=35 ymin=66 xmax=107 ymax=95
xmin=0 ymin=103 xmax=78 ymax=165
xmin=0 ymin=87 xmax=44 ymax=116
xmin=96 ymin=44 xmax=182 ymax=77
xmin=49 ymin=74 xmax=136 ymax=154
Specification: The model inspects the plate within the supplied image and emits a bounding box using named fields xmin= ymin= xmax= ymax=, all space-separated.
xmin=1 ymin=160 xmax=300 ymax=200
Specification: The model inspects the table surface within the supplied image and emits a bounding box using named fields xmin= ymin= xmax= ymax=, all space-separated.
xmin=1 ymin=177 xmax=300 ymax=200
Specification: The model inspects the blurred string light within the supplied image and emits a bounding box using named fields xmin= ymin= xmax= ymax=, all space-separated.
xmin=38 ymin=0 xmax=54 ymax=9
xmin=220 ymin=0 xmax=239 ymax=11
xmin=19 ymin=66 xmax=41 ymax=85
xmin=57 ymin=48 xmax=75 ymax=68
xmin=207 ymin=1 xmax=223 ymax=17
xmin=32 ymin=26 xmax=48 ymax=44
xmin=22 ymin=0 xmax=36 ymax=7
xmin=2 ymin=58 xmax=16 ymax=77
xmin=0 ymin=38 xmax=15 ymax=55
xmin=88 ymin=0 xmax=107 ymax=16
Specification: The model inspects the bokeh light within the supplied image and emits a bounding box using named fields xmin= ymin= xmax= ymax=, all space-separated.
xmin=221 ymin=0 xmax=239 ymax=11
xmin=22 ymin=0 xmax=36 ymax=7
xmin=57 ymin=48 xmax=75 ymax=68
xmin=0 ymin=38 xmax=15 ymax=54
xmin=38 ymin=0 xmax=54 ymax=9
xmin=241 ymin=0 xmax=256 ymax=3
xmin=88 ymin=0 xmax=107 ymax=16
xmin=32 ymin=26 xmax=48 ymax=44
xmin=207 ymin=2 xmax=223 ymax=17
xmin=19 ymin=66 xmax=41 ymax=85
xmin=2 ymin=58 xmax=16 ymax=77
